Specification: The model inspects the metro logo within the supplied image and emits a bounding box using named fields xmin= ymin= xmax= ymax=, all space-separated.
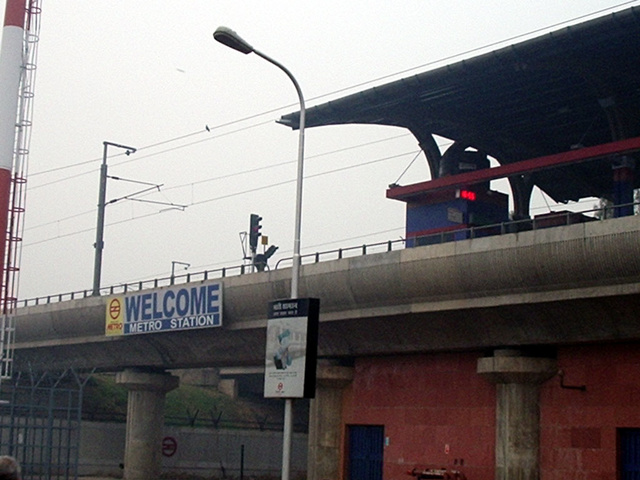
xmin=105 ymin=298 xmax=124 ymax=336
xmin=109 ymin=298 xmax=121 ymax=320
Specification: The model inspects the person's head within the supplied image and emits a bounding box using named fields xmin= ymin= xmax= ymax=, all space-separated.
xmin=0 ymin=456 xmax=20 ymax=480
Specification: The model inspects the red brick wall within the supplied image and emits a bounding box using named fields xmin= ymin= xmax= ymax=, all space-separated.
xmin=340 ymin=344 xmax=640 ymax=480
xmin=541 ymin=343 xmax=640 ymax=480
xmin=342 ymin=352 xmax=495 ymax=480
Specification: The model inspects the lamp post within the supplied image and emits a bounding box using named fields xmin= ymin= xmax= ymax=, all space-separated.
xmin=214 ymin=27 xmax=306 ymax=480
xmin=170 ymin=261 xmax=190 ymax=285
xmin=92 ymin=141 xmax=136 ymax=296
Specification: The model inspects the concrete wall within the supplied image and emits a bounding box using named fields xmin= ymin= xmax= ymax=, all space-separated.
xmin=79 ymin=421 xmax=307 ymax=478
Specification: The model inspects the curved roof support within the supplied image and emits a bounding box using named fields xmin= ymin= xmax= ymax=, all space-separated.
xmin=598 ymin=96 xmax=627 ymax=142
xmin=278 ymin=7 xmax=640 ymax=202
xmin=439 ymin=141 xmax=473 ymax=176
xmin=407 ymin=127 xmax=442 ymax=180
xmin=508 ymin=174 xmax=534 ymax=220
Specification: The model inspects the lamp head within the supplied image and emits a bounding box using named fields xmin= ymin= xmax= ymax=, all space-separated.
xmin=213 ymin=26 xmax=253 ymax=54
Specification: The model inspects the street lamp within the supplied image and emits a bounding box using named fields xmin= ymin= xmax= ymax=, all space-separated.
xmin=213 ymin=27 xmax=306 ymax=298
xmin=170 ymin=261 xmax=190 ymax=285
xmin=213 ymin=26 xmax=306 ymax=480
xmin=92 ymin=141 xmax=137 ymax=296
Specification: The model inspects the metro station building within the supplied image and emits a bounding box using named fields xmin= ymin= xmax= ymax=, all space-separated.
xmin=277 ymin=7 xmax=640 ymax=480
xmin=11 ymin=7 xmax=640 ymax=480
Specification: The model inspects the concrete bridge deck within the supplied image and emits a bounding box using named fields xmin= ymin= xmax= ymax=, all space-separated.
xmin=13 ymin=214 xmax=640 ymax=372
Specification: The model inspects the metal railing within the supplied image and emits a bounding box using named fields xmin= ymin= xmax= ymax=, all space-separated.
xmin=18 ymin=201 xmax=637 ymax=308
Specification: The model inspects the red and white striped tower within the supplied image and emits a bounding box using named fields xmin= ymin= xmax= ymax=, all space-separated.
xmin=0 ymin=0 xmax=26 ymax=297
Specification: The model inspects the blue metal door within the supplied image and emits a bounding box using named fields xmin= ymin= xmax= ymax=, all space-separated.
xmin=621 ymin=429 xmax=640 ymax=479
xmin=348 ymin=425 xmax=384 ymax=480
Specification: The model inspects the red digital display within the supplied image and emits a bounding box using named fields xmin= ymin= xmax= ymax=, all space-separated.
xmin=459 ymin=189 xmax=477 ymax=201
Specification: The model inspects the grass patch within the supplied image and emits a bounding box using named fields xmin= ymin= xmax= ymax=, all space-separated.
xmin=82 ymin=374 xmax=292 ymax=430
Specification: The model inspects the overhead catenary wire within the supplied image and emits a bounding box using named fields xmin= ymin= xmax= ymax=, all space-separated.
xmin=23 ymin=148 xmax=421 ymax=243
xmin=24 ymin=132 xmax=414 ymax=232
xmin=26 ymin=1 xmax=637 ymax=184
xmin=21 ymin=1 xmax=638 ymax=278
xmin=113 ymin=224 xmax=409 ymax=285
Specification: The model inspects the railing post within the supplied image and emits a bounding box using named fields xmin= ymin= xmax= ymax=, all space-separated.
xmin=21 ymin=203 xmax=626 ymax=307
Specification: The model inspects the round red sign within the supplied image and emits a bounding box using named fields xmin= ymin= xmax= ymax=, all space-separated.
xmin=162 ymin=436 xmax=177 ymax=457
xmin=108 ymin=298 xmax=121 ymax=320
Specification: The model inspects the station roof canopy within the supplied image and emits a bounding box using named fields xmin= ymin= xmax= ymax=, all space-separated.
xmin=279 ymin=7 xmax=640 ymax=203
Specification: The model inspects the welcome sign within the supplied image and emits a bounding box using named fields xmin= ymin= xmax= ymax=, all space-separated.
xmin=105 ymin=282 xmax=222 ymax=336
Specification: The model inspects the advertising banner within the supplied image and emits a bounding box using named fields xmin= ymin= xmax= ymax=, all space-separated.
xmin=105 ymin=282 xmax=222 ymax=336
xmin=263 ymin=298 xmax=319 ymax=399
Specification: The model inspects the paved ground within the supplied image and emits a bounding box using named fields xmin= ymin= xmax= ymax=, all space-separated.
xmin=79 ymin=477 xmax=119 ymax=480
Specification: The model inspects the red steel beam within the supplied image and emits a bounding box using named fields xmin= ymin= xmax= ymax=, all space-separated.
xmin=387 ymin=136 xmax=640 ymax=200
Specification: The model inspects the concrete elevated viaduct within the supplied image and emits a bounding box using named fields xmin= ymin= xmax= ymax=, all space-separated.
xmin=12 ymin=214 xmax=640 ymax=479
xmin=15 ymin=216 xmax=640 ymax=372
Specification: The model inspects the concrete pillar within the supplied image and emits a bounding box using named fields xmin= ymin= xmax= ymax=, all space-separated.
xmin=116 ymin=369 xmax=179 ymax=480
xmin=307 ymin=363 xmax=354 ymax=480
xmin=477 ymin=350 xmax=556 ymax=480
xmin=218 ymin=378 xmax=238 ymax=398
xmin=174 ymin=367 xmax=220 ymax=387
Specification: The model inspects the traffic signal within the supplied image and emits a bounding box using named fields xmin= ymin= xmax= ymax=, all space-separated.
xmin=249 ymin=213 xmax=262 ymax=250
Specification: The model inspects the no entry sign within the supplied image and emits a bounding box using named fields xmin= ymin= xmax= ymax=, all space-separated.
xmin=162 ymin=436 xmax=177 ymax=457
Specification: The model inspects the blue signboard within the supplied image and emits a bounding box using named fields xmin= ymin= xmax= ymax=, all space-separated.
xmin=106 ymin=282 xmax=222 ymax=336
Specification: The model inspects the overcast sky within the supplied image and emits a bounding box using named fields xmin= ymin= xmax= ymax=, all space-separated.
xmin=2 ymin=0 xmax=636 ymax=300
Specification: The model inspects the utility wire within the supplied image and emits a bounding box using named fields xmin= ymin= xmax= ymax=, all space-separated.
xmin=116 ymin=225 xmax=408 ymax=285
xmin=28 ymin=118 xmax=276 ymax=189
xmin=23 ymin=150 xmax=419 ymax=245
xmin=24 ymin=133 xmax=414 ymax=232
xmin=27 ymin=2 xmax=635 ymax=183
xmin=23 ymin=2 xmax=637 ymax=246
xmin=153 ymin=133 xmax=414 ymax=194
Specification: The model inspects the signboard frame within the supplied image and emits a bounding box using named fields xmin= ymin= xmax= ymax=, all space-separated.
xmin=105 ymin=281 xmax=223 ymax=336
xmin=263 ymin=298 xmax=319 ymax=399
